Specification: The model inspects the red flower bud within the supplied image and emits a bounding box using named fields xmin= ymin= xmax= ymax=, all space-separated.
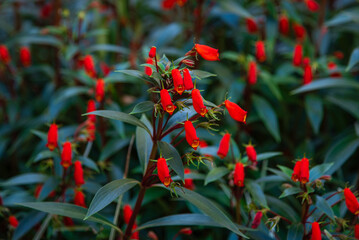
xmin=311 ymin=222 xmax=321 ymax=240
xmin=302 ymin=57 xmax=311 ymax=67
xmin=306 ymin=0 xmax=319 ymax=12
xmin=8 ymin=215 xmax=18 ymax=228
xmin=251 ymin=212 xmax=263 ymax=229
xmin=86 ymin=120 xmax=96 ymax=142
xmin=160 ymin=89 xmax=176 ymax=115
xmin=131 ymin=224 xmax=139 ymax=239
xmin=183 ymin=69 xmax=194 ymax=90
xmin=293 ymin=44 xmax=303 ymax=66
xmin=303 ymin=65 xmax=313 ymax=85
xmin=63 ymin=217 xmax=74 ymax=226
xmin=95 ymin=79 xmax=105 ymax=102
xmin=293 ymin=23 xmax=306 ymax=41
xmin=181 ymin=59 xmax=195 ymax=68
xmin=248 ymin=61 xmax=257 ymax=85
xmin=194 ymin=44 xmax=220 ymax=61
xmin=246 ymin=18 xmax=258 ymax=33
xmin=46 ymin=123 xmax=58 ymax=151
xmin=20 ymin=46 xmax=31 ymax=67
xmin=171 ymin=69 xmax=185 ymax=95
xmin=246 ymin=145 xmax=257 ymax=163
xmin=344 ymin=188 xmax=359 ymax=215
xmin=74 ymin=160 xmax=85 ymax=186
xmin=149 ymin=46 xmax=156 ymax=58
xmin=355 ymin=224 xmax=359 ymax=239
xmin=145 ymin=58 xmax=154 ymax=76
xmin=300 ymin=157 xmax=309 ymax=184
xmin=74 ymin=190 xmax=86 ymax=208
xmin=292 ymin=160 xmax=301 ymax=182
xmin=234 ymin=162 xmax=245 ymax=187
xmin=184 ymin=120 xmax=200 ymax=150
xmin=255 ymin=41 xmax=266 ymax=62
xmin=83 ymin=55 xmax=96 ymax=78
xmin=279 ymin=14 xmax=289 ymax=35
xmin=157 ymin=157 xmax=172 ymax=187
xmin=333 ymin=51 xmax=344 ymax=59
xmin=162 ymin=0 xmax=176 ymax=10
xmin=40 ymin=3 xmax=53 ymax=18
xmin=87 ymin=100 xmax=96 ymax=122
xmin=34 ymin=184 xmax=43 ymax=199
xmin=100 ymin=62 xmax=111 ymax=77
xmin=0 ymin=45 xmax=11 ymax=64
xmin=217 ymin=133 xmax=231 ymax=159
xmin=123 ymin=204 xmax=133 ymax=224
xmin=61 ymin=142 xmax=72 ymax=169
xmin=327 ymin=62 xmax=341 ymax=77
xmin=179 ymin=228 xmax=192 ymax=235
xmin=191 ymin=89 xmax=208 ymax=117
xmin=184 ymin=168 xmax=195 ymax=190
xmin=224 ymin=100 xmax=247 ymax=123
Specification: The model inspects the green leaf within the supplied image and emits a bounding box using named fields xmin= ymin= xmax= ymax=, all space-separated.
xmin=165 ymin=186 xmax=248 ymax=238
xmin=83 ymin=110 xmax=151 ymax=135
xmin=99 ymin=139 xmax=130 ymax=162
xmin=52 ymin=87 xmax=90 ymax=104
xmin=78 ymin=156 xmax=100 ymax=172
xmin=305 ymin=95 xmax=323 ymax=134
xmin=85 ymin=178 xmax=139 ymax=219
xmin=136 ymin=115 xmax=153 ymax=173
xmin=252 ymin=95 xmax=280 ymax=142
xmin=309 ymin=163 xmax=333 ymax=182
xmin=315 ymin=196 xmax=335 ymax=221
xmin=13 ymin=212 xmax=46 ymax=240
xmin=287 ymin=223 xmax=304 ymax=240
xmin=346 ymin=47 xmax=359 ymax=71
xmin=205 ymin=167 xmax=230 ymax=185
xmin=158 ymin=141 xmax=185 ymax=182
xmin=38 ymin=176 xmax=59 ymax=201
xmin=246 ymin=181 xmax=268 ymax=207
xmin=18 ymin=35 xmax=62 ymax=47
xmin=242 ymin=151 xmax=282 ymax=162
xmin=191 ymin=70 xmax=217 ymax=79
xmin=1 ymin=173 xmax=48 ymax=186
xmin=32 ymin=150 xmax=57 ymax=163
xmin=130 ymin=101 xmax=154 ymax=115
xmin=279 ymin=187 xmax=302 ymax=199
xmin=277 ymin=165 xmax=294 ymax=178
xmin=291 ymin=78 xmax=359 ymax=95
xmin=18 ymin=202 xmax=121 ymax=232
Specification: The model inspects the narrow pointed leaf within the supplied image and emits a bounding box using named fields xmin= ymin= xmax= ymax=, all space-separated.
xmin=158 ymin=141 xmax=185 ymax=182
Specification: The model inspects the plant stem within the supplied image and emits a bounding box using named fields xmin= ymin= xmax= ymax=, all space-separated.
xmin=33 ymin=214 xmax=52 ymax=240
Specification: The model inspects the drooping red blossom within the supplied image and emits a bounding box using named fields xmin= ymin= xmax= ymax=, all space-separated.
xmin=100 ymin=62 xmax=111 ymax=77
xmin=184 ymin=168 xmax=195 ymax=190
xmin=248 ymin=61 xmax=257 ymax=85
xmin=157 ymin=157 xmax=172 ymax=187
xmin=46 ymin=123 xmax=58 ymax=151
xmin=145 ymin=58 xmax=154 ymax=76
xmin=184 ymin=120 xmax=200 ymax=150
xmin=302 ymin=57 xmax=311 ymax=67
xmin=8 ymin=215 xmax=18 ymax=228
xmin=293 ymin=23 xmax=306 ymax=41
xmin=0 ymin=45 xmax=11 ymax=64
xmin=293 ymin=44 xmax=303 ymax=66
xmin=305 ymin=0 xmax=320 ymax=12
xmin=87 ymin=100 xmax=96 ymax=122
xmin=20 ymin=46 xmax=31 ymax=67
xmin=344 ymin=188 xmax=359 ymax=215
xmin=311 ymin=222 xmax=321 ymax=240
xmin=160 ymin=89 xmax=176 ymax=115
xmin=217 ymin=133 xmax=231 ymax=159
xmin=255 ymin=41 xmax=266 ymax=62
xmin=183 ymin=68 xmax=194 ymax=90
xmin=179 ymin=228 xmax=192 ymax=235
xmin=327 ymin=62 xmax=342 ymax=77
xmin=172 ymin=69 xmax=185 ymax=95
xmin=194 ymin=44 xmax=220 ymax=61
xmin=234 ymin=162 xmax=245 ymax=187
xmin=86 ymin=120 xmax=96 ymax=141
xmin=224 ymin=100 xmax=247 ymax=123
xmin=251 ymin=212 xmax=263 ymax=229
xmin=300 ymin=157 xmax=310 ymax=184
xmin=246 ymin=18 xmax=258 ymax=33
xmin=246 ymin=145 xmax=257 ymax=164
xmin=333 ymin=51 xmax=344 ymax=59
xmin=279 ymin=14 xmax=289 ymax=35
xmin=40 ymin=3 xmax=53 ymax=18
xmin=131 ymin=224 xmax=140 ymax=239
xmin=63 ymin=217 xmax=74 ymax=227
xmin=123 ymin=204 xmax=133 ymax=224
xmin=162 ymin=0 xmax=176 ymax=10
xmin=191 ymin=89 xmax=208 ymax=117
xmin=95 ymin=79 xmax=105 ymax=102
xmin=83 ymin=55 xmax=96 ymax=78
xmin=292 ymin=160 xmax=301 ymax=182
xmin=303 ymin=65 xmax=313 ymax=85
xmin=149 ymin=46 xmax=156 ymax=58
xmin=355 ymin=224 xmax=359 ymax=239
xmin=74 ymin=190 xmax=86 ymax=208
xmin=74 ymin=161 xmax=85 ymax=186
xmin=61 ymin=142 xmax=72 ymax=169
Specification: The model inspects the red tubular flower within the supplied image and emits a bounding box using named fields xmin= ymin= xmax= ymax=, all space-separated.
xmin=255 ymin=41 xmax=266 ymax=62
xmin=293 ymin=44 xmax=303 ymax=67
xmin=149 ymin=46 xmax=156 ymax=58
xmin=191 ymin=89 xmax=208 ymax=117
xmin=184 ymin=168 xmax=195 ymax=190
xmin=179 ymin=228 xmax=192 ymax=235
xmin=86 ymin=120 xmax=96 ymax=142
xmin=234 ymin=162 xmax=245 ymax=187
xmin=246 ymin=18 xmax=258 ymax=33
xmin=83 ymin=55 xmax=96 ymax=78
xmin=8 ymin=215 xmax=18 ymax=228
xmin=20 ymin=46 xmax=31 ymax=67
xmin=311 ymin=222 xmax=321 ymax=240
xmin=293 ymin=23 xmax=306 ymax=41
xmin=87 ymin=100 xmax=96 ymax=122
xmin=34 ymin=184 xmax=43 ymax=199
xmin=131 ymin=224 xmax=139 ymax=239
xmin=0 ymin=45 xmax=10 ymax=64
xmin=171 ymin=69 xmax=185 ymax=95
xmin=292 ymin=160 xmax=302 ymax=182
xmin=184 ymin=120 xmax=200 ymax=150
xmin=63 ymin=217 xmax=74 ymax=227
xmin=224 ymin=100 xmax=247 ymax=123
xmin=162 ymin=0 xmax=176 ymax=10
xmin=157 ymin=157 xmax=172 ymax=187
xmin=100 ymin=62 xmax=111 ymax=77
xmin=333 ymin=51 xmax=344 ymax=59
xmin=248 ymin=61 xmax=257 ymax=85
xmin=74 ymin=160 xmax=85 ymax=186
xmin=74 ymin=190 xmax=86 ymax=208
xmin=306 ymin=0 xmax=320 ymax=12
xmin=61 ymin=142 xmax=72 ymax=169
xmin=355 ymin=224 xmax=359 ymax=239
xmin=303 ymin=65 xmax=313 ymax=85
xmin=300 ymin=157 xmax=310 ymax=184
xmin=251 ymin=212 xmax=263 ymax=229
xmin=123 ymin=204 xmax=133 ymax=224
xmin=302 ymin=57 xmax=310 ymax=67
xmin=145 ymin=58 xmax=153 ymax=76
xmin=40 ymin=3 xmax=53 ymax=18
xmin=183 ymin=69 xmax=194 ymax=90
xmin=95 ymin=79 xmax=105 ymax=102
xmin=246 ymin=145 xmax=257 ymax=163
xmin=279 ymin=14 xmax=289 ymax=35
xmin=217 ymin=133 xmax=231 ymax=159
xmin=160 ymin=89 xmax=176 ymax=115
xmin=344 ymin=188 xmax=359 ymax=215
xmin=194 ymin=44 xmax=220 ymax=61
xmin=46 ymin=123 xmax=58 ymax=151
